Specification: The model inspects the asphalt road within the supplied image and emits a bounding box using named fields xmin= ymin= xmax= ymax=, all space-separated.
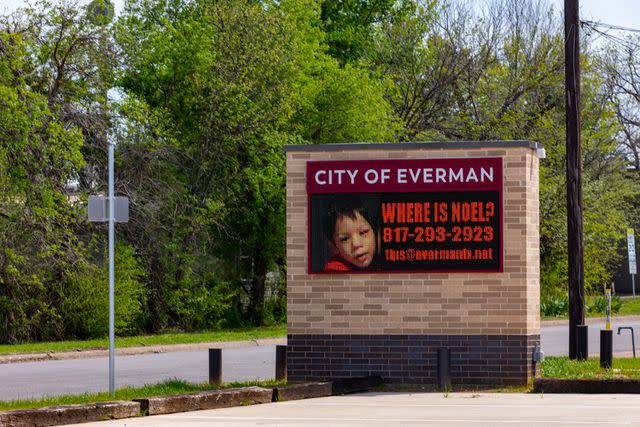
xmin=69 ymin=392 xmax=640 ymax=427
xmin=0 ymin=346 xmax=277 ymax=401
xmin=541 ymin=319 xmax=640 ymax=356
xmin=2 ymin=320 xmax=640 ymax=401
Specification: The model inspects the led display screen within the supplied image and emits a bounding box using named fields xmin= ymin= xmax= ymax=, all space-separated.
xmin=307 ymin=158 xmax=502 ymax=273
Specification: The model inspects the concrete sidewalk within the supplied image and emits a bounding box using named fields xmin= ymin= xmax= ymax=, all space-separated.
xmin=66 ymin=391 xmax=640 ymax=427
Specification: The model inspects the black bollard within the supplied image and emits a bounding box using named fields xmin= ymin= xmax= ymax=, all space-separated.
xmin=600 ymin=330 xmax=613 ymax=368
xmin=576 ymin=325 xmax=589 ymax=360
xmin=276 ymin=345 xmax=287 ymax=381
xmin=209 ymin=348 xmax=222 ymax=385
xmin=437 ymin=348 xmax=451 ymax=391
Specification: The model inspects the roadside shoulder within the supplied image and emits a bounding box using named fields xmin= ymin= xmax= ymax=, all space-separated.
xmin=0 ymin=337 xmax=287 ymax=364
xmin=541 ymin=314 xmax=640 ymax=326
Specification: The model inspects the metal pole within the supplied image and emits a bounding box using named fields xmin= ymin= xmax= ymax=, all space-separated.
xmin=618 ymin=327 xmax=636 ymax=358
xmin=437 ymin=348 xmax=451 ymax=391
xmin=209 ymin=348 xmax=222 ymax=385
xmin=108 ymin=139 xmax=115 ymax=395
xmin=275 ymin=345 xmax=287 ymax=381
xmin=600 ymin=329 xmax=613 ymax=368
xmin=575 ymin=325 xmax=588 ymax=360
xmin=633 ymin=274 xmax=636 ymax=297
xmin=565 ymin=0 xmax=585 ymax=360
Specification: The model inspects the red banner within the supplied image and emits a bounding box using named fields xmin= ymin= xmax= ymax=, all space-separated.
xmin=307 ymin=158 xmax=502 ymax=194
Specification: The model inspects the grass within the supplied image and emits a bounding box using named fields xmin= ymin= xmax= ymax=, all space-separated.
xmin=541 ymin=356 xmax=640 ymax=379
xmin=2 ymin=357 xmax=637 ymax=411
xmin=542 ymin=296 xmax=640 ymax=320
xmin=0 ymin=378 xmax=285 ymax=411
xmin=0 ymin=325 xmax=286 ymax=356
xmin=619 ymin=296 xmax=640 ymax=316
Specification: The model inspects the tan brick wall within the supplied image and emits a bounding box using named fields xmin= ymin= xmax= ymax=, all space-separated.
xmin=286 ymin=145 xmax=539 ymax=337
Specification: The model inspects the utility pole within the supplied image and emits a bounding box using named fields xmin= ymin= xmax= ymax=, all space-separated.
xmin=564 ymin=0 xmax=586 ymax=360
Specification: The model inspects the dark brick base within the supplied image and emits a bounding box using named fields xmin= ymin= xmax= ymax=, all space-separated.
xmin=288 ymin=334 xmax=540 ymax=386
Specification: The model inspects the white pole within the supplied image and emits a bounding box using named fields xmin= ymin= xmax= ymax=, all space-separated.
xmin=605 ymin=288 xmax=611 ymax=330
xmin=108 ymin=139 xmax=115 ymax=395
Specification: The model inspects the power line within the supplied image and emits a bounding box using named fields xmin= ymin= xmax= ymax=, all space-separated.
xmin=581 ymin=20 xmax=640 ymax=34
xmin=586 ymin=26 xmax=634 ymax=50
xmin=581 ymin=21 xmax=639 ymax=53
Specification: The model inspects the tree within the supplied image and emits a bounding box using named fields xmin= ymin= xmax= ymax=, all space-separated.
xmin=116 ymin=0 xmax=398 ymax=326
xmin=320 ymin=0 xmax=418 ymax=65
xmin=367 ymin=0 xmax=638 ymax=296
xmin=0 ymin=0 xmax=151 ymax=342
xmin=0 ymin=29 xmax=85 ymax=342
xmin=599 ymin=34 xmax=640 ymax=170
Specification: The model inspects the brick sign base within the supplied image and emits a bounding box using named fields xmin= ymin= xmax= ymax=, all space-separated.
xmin=288 ymin=334 xmax=539 ymax=385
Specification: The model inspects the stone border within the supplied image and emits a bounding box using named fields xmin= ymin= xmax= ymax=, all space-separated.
xmin=0 ymin=401 xmax=140 ymax=427
xmin=0 ymin=376 xmax=383 ymax=426
xmin=134 ymin=386 xmax=273 ymax=416
xmin=6 ymin=376 xmax=640 ymax=426
xmin=273 ymin=382 xmax=332 ymax=401
xmin=533 ymin=378 xmax=640 ymax=393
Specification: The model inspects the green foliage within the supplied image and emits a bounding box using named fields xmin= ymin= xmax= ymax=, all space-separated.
xmin=619 ymin=297 xmax=640 ymax=316
xmin=294 ymin=62 xmax=399 ymax=143
xmin=165 ymin=274 xmax=237 ymax=331
xmin=368 ymin=0 xmax=639 ymax=297
xmin=540 ymin=295 xmax=640 ymax=319
xmin=0 ymin=325 xmax=286 ymax=355
xmin=3 ymin=0 xmax=640 ymax=343
xmin=320 ymin=0 xmax=418 ymax=64
xmin=586 ymin=295 xmax=622 ymax=316
xmin=116 ymin=0 xmax=396 ymax=327
xmin=262 ymin=268 xmax=287 ymax=326
xmin=540 ymin=296 xmax=569 ymax=318
xmin=0 ymin=30 xmax=85 ymax=343
xmin=61 ymin=242 xmax=146 ymax=338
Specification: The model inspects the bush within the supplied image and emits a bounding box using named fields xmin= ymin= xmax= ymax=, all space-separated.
xmin=61 ymin=242 xmax=146 ymax=338
xmin=587 ymin=295 xmax=622 ymax=315
xmin=541 ymin=296 xmax=569 ymax=317
xmin=168 ymin=276 xmax=237 ymax=331
xmin=262 ymin=268 xmax=286 ymax=326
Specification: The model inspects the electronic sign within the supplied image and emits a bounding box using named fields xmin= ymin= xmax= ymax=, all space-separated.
xmin=307 ymin=158 xmax=502 ymax=273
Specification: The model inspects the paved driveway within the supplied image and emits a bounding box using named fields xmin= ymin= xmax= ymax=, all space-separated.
xmin=68 ymin=392 xmax=640 ymax=427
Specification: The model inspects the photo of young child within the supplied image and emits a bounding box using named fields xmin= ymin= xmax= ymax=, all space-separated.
xmin=320 ymin=196 xmax=380 ymax=272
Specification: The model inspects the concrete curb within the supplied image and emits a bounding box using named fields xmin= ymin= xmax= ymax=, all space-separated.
xmin=273 ymin=382 xmax=332 ymax=401
xmin=533 ymin=378 xmax=640 ymax=393
xmin=0 ymin=377 xmax=383 ymax=426
xmin=134 ymin=386 xmax=273 ymax=416
xmin=332 ymin=375 xmax=384 ymax=395
xmin=0 ymin=401 xmax=140 ymax=427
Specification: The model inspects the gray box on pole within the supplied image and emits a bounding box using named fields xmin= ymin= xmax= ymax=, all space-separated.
xmin=88 ymin=196 xmax=129 ymax=223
